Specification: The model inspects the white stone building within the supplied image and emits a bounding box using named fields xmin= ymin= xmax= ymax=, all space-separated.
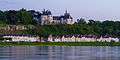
xmin=41 ymin=10 xmax=75 ymax=25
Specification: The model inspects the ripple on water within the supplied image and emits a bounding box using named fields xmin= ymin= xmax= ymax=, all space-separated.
xmin=0 ymin=46 xmax=119 ymax=60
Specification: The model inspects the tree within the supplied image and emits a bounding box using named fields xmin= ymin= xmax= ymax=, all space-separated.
xmin=4 ymin=10 xmax=18 ymax=24
xmin=17 ymin=9 xmax=34 ymax=25
xmin=0 ymin=10 xmax=6 ymax=25
xmin=88 ymin=20 xmax=95 ymax=25
xmin=77 ymin=18 xmax=86 ymax=24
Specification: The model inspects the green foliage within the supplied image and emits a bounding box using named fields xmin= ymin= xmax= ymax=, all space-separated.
xmin=1 ymin=8 xmax=36 ymax=25
xmin=34 ymin=19 xmax=120 ymax=38
xmin=17 ymin=9 xmax=33 ymax=25
xmin=0 ymin=9 xmax=120 ymax=38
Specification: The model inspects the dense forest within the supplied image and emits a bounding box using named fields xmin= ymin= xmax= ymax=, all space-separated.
xmin=0 ymin=9 xmax=120 ymax=37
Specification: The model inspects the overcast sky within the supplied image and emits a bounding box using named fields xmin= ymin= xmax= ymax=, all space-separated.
xmin=0 ymin=0 xmax=120 ymax=21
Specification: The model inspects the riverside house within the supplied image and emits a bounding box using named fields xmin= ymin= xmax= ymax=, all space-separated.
xmin=3 ymin=34 xmax=40 ymax=42
xmin=47 ymin=35 xmax=120 ymax=42
xmin=1 ymin=34 xmax=119 ymax=42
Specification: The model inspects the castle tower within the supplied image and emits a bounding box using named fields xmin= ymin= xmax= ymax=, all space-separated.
xmin=63 ymin=10 xmax=74 ymax=24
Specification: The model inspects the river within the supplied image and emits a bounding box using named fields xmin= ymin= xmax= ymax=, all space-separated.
xmin=0 ymin=46 xmax=120 ymax=60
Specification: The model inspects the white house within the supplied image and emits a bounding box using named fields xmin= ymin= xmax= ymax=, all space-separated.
xmin=111 ymin=38 xmax=119 ymax=42
xmin=3 ymin=35 xmax=39 ymax=42
xmin=48 ymin=35 xmax=53 ymax=42
xmin=54 ymin=36 xmax=61 ymax=42
xmin=61 ymin=35 xmax=66 ymax=42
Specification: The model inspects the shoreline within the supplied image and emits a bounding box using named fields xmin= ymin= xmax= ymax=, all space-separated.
xmin=0 ymin=42 xmax=120 ymax=46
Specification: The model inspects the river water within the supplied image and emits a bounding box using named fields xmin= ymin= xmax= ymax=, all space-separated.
xmin=0 ymin=46 xmax=120 ymax=60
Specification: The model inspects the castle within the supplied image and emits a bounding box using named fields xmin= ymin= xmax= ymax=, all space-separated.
xmin=40 ymin=9 xmax=75 ymax=25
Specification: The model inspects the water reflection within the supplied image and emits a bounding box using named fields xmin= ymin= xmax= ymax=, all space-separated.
xmin=0 ymin=46 xmax=120 ymax=60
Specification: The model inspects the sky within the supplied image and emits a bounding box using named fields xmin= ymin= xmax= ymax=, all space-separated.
xmin=0 ymin=0 xmax=120 ymax=21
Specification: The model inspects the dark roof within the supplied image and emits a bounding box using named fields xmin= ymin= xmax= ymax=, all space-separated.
xmin=41 ymin=9 xmax=52 ymax=15
xmin=64 ymin=11 xmax=73 ymax=19
xmin=53 ymin=16 xmax=61 ymax=20
xmin=41 ymin=10 xmax=73 ymax=20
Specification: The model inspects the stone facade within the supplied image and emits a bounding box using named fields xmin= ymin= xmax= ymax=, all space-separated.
xmin=41 ymin=10 xmax=75 ymax=25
